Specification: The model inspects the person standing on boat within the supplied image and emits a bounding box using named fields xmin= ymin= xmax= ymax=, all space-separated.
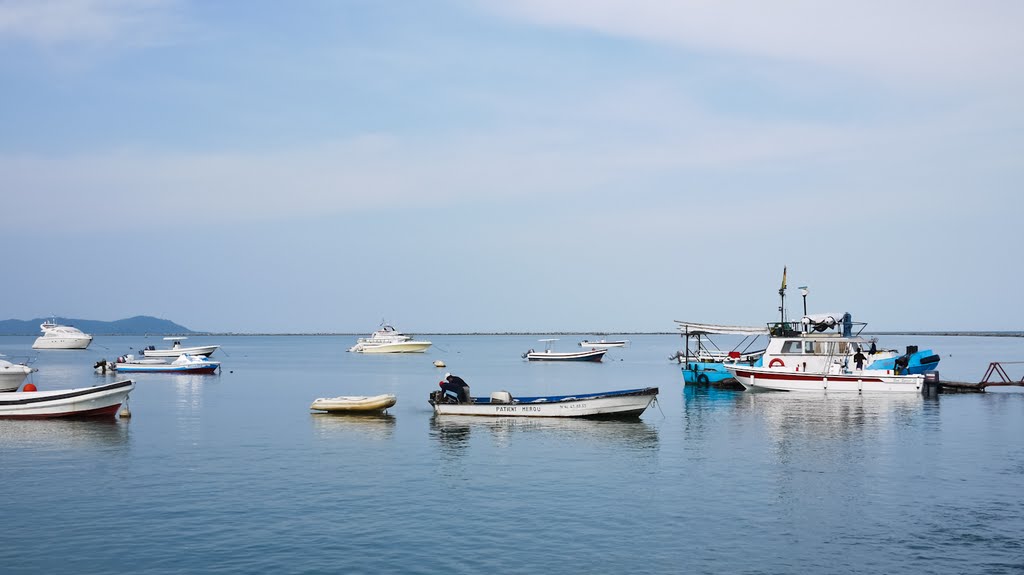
xmin=440 ymin=373 xmax=471 ymax=403
xmin=853 ymin=348 xmax=866 ymax=371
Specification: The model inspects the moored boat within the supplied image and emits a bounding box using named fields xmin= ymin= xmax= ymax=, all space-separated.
xmin=721 ymin=269 xmax=938 ymax=393
xmin=141 ymin=337 xmax=220 ymax=358
xmin=348 ymin=323 xmax=432 ymax=354
xmin=578 ymin=339 xmax=629 ymax=349
xmin=310 ymin=394 xmax=397 ymax=413
xmin=0 ymin=357 xmax=36 ymax=392
xmin=0 ymin=379 xmax=134 ymax=418
xmin=429 ymin=387 xmax=658 ymax=418
xmin=114 ymin=353 xmax=220 ymax=374
xmin=523 ymin=339 xmax=607 ymax=362
xmin=671 ymin=321 xmax=767 ymax=384
xmin=32 ymin=320 xmax=93 ymax=350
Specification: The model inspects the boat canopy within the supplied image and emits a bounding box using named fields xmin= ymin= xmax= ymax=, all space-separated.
xmin=674 ymin=321 xmax=769 ymax=336
xmin=163 ymin=336 xmax=188 ymax=341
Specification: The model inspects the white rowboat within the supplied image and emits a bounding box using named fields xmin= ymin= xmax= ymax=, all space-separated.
xmin=430 ymin=387 xmax=658 ymax=418
xmin=0 ymin=380 xmax=134 ymax=418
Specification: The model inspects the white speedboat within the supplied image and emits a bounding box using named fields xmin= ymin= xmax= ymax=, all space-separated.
xmin=429 ymin=387 xmax=658 ymax=418
xmin=523 ymin=339 xmax=607 ymax=362
xmin=310 ymin=394 xmax=397 ymax=413
xmin=348 ymin=324 xmax=432 ymax=354
xmin=31 ymin=320 xmax=93 ymax=350
xmin=0 ymin=379 xmax=134 ymax=418
xmin=0 ymin=357 xmax=36 ymax=392
xmin=114 ymin=353 xmax=220 ymax=374
xmin=578 ymin=339 xmax=630 ymax=349
xmin=141 ymin=337 xmax=220 ymax=358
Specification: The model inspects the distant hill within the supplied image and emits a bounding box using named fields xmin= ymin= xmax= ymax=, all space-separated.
xmin=0 ymin=316 xmax=195 ymax=336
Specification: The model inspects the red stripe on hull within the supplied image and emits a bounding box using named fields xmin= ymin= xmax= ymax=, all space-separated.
xmin=0 ymin=402 xmax=122 ymax=419
xmin=733 ymin=370 xmax=886 ymax=383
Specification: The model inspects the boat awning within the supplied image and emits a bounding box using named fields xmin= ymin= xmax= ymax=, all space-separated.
xmin=673 ymin=321 xmax=770 ymax=336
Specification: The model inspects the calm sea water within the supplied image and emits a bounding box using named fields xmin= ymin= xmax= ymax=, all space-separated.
xmin=1 ymin=334 xmax=1022 ymax=574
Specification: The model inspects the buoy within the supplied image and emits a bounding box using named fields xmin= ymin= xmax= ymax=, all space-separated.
xmin=22 ymin=383 xmax=37 ymax=392
xmin=119 ymin=403 xmax=132 ymax=419
xmin=434 ymin=360 xmax=446 ymax=368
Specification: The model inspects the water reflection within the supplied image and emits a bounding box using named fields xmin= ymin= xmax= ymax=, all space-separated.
xmin=682 ymin=384 xmax=745 ymax=434
xmin=738 ymin=391 xmax=928 ymax=442
xmin=0 ymin=418 xmax=129 ymax=450
xmin=310 ymin=413 xmax=396 ymax=441
xmin=429 ymin=415 xmax=659 ymax=456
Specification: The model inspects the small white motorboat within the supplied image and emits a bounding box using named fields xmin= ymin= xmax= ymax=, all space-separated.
xmin=0 ymin=357 xmax=36 ymax=392
xmin=310 ymin=394 xmax=397 ymax=413
xmin=429 ymin=387 xmax=658 ymax=418
xmin=523 ymin=339 xmax=607 ymax=362
xmin=348 ymin=323 xmax=431 ymax=354
xmin=578 ymin=339 xmax=629 ymax=349
xmin=114 ymin=353 xmax=220 ymax=374
xmin=32 ymin=320 xmax=93 ymax=350
xmin=141 ymin=337 xmax=220 ymax=358
xmin=0 ymin=379 xmax=134 ymax=418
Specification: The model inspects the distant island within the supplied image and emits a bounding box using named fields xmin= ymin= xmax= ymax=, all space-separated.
xmin=0 ymin=316 xmax=194 ymax=336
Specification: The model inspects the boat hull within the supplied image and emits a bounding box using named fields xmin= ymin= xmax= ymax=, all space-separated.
xmin=310 ymin=394 xmax=397 ymax=413
xmin=727 ymin=365 xmax=925 ymax=393
xmin=350 ymin=341 xmax=432 ymax=354
xmin=32 ymin=336 xmax=93 ymax=350
xmin=0 ymin=380 xmax=134 ymax=418
xmin=526 ymin=349 xmax=607 ymax=362
xmin=0 ymin=363 xmax=35 ymax=392
xmin=142 ymin=345 xmax=219 ymax=358
xmin=115 ymin=363 xmax=219 ymax=374
xmin=578 ymin=341 xmax=628 ymax=349
xmin=431 ymin=387 xmax=657 ymax=418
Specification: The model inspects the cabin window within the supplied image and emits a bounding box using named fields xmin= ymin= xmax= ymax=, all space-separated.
xmin=838 ymin=342 xmax=849 ymax=355
xmin=804 ymin=341 xmax=816 ymax=354
xmin=781 ymin=341 xmax=802 ymax=353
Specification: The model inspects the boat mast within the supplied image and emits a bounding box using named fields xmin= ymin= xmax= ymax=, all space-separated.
xmin=778 ymin=266 xmax=787 ymax=325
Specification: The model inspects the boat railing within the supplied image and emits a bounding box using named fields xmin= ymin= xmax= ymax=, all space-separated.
xmin=766 ymin=320 xmax=868 ymax=338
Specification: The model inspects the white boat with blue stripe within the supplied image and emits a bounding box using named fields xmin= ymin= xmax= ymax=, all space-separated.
xmin=429 ymin=387 xmax=658 ymax=418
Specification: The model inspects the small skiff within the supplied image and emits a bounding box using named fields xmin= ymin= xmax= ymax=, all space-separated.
xmin=310 ymin=393 xmax=397 ymax=413
xmin=578 ymin=339 xmax=629 ymax=349
xmin=0 ymin=379 xmax=134 ymax=419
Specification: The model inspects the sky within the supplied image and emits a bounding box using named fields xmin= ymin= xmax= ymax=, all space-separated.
xmin=1 ymin=0 xmax=1022 ymax=333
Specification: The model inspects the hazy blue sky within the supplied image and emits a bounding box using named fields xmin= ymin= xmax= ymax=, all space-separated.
xmin=2 ymin=1 xmax=1022 ymax=333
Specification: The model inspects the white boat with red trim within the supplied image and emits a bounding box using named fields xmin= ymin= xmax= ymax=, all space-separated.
xmin=0 ymin=379 xmax=134 ymax=418
xmin=523 ymin=339 xmax=607 ymax=362
xmin=429 ymin=387 xmax=658 ymax=418
xmin=726 ymin=363 xmax=925 ymax=393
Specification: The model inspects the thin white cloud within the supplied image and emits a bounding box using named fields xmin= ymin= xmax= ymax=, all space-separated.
xmin=0 ymin=0 xmax=178 ymax=46
xmin=476 ymin=0 xmax=1024 ymax=89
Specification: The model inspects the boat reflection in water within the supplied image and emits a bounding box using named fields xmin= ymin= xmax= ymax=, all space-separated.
xmin=309 ymin=413 xmax=396 ymax=441
xmin=0 ymin=417 xmax=129 ymax=449
xmin=429 ymin=415 xmax=659 ymax=455
xmin=736 ymin=391 xmax=933 ymax=443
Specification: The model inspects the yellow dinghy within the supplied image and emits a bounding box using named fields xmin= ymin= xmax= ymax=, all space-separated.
xmin=310 ymin=394 xmax=397 ymax=414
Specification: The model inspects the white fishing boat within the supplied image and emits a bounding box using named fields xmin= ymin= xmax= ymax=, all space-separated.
xmin=348 ymin=323 xmax=432 ymax=354
xmin=722 ymin=269 xmax=937 ymax=393
xmin=31 ymin=320 xmax=93 ymax=350
xmin=578 ymin=339 xmax=630 ymax=349
xmin=114 ymin=353 xmax=220 ymax=374
xmin=310 ymin=394 xmax=397 ymax=413
xmin=141 ymin=337 xmax=220 ymax=358
xmin=0 ymin=357 xmax=36 ymax=392
xmin=523 ymin=339 xmax=607 ymax=362
xmin=429 ymin=387 xmax=658 ymax=418
xmin=0 ymin=379 xmax=134 ymax=418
